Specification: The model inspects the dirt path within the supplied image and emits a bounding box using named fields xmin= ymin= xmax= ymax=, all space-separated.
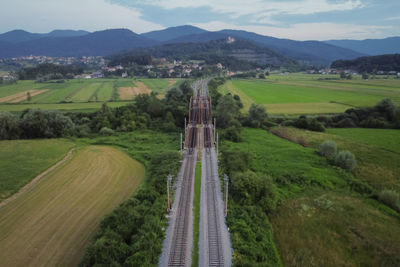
xmin=0 ymin=148 xmax=74 ymax=209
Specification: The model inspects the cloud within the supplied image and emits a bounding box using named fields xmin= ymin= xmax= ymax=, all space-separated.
xmin=111 ymin=0 xmax=364 ymax=24
xmin=0 ymin=0 xmax=163 ymax=33
xmin=192 ymin=21 xmax=390 ymax=40
xmin=384 ymin=16 xmax=400 ymax=21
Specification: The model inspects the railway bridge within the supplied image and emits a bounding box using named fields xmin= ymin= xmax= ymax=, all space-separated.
xmin=159 ymin=79 xmax=232 ymax=267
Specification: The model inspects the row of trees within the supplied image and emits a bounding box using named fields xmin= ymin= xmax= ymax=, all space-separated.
xmin=17 ymin=63 xmax=84 ymax=80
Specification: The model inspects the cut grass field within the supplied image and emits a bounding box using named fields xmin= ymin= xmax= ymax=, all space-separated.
xmin=224 ymin=128 xmax=400 ymax=266
xmin=118 ymin=81 xmax=151 ymax=100
xmin=0 ymin=139 xmax=75 ymax=200
xmin=220 ymin=74 xmax=400 ymax=114
xmin=0 ymin=145 xmax=145 ymax=267
xmin=0 ymin=78 xmax=181 ymax=111
xmin=274 ymin=127 xmax=400 ymax=191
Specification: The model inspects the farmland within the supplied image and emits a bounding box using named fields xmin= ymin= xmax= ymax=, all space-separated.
xmin=0 ymin=78 xmax=179 ymax=112
xmin=219 ymin=74 xmax=400 ymax=114
xmin=0 ymin=139 xmax=75 ymax=200
xmin=0 ymin=145 xmax=145 ymax=267
xmin=222 ymin=128 xmax=400 ymax=266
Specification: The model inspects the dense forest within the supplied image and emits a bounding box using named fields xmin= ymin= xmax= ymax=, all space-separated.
xmin=331 ymin=54 xmax=400 ymax=73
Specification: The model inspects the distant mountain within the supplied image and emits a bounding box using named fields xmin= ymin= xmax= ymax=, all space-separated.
xmin=0 ymin=29 xmax=89 ymax=43
xmin=46 ymin=30 xmax=89 ymax=38
xmin=110 ymin=38 xmax=297 ymax=70
xmin=325 ymin=37 xmax=400 ymax=56
xmin=0 ymin=26 xmax=387 ymax=66
xmin=141 ymin=25 xmax=207 ymax=42
xmin=0 ymin=30 xmax=42 ymax=43
xmin=158 ymin=29 xmax=364 ymax=66
xmin=0 ymin=29 xmax=156 ymax=58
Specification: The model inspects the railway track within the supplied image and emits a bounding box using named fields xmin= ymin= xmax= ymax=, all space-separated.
xmin=160 ymin=79 xmax=231 ymax=267
xmin=167 ymin=152 xmax=196 ymax=266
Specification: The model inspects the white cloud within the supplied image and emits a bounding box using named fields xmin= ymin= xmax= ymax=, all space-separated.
xmin=384 ymin=16 xmax=400 ymax=21
xmin=122 ymin=0 xmax=364 ymax=23
xmin=0 ymin=0 xmax=163 ymax=33
xmin=193 ymin=21 xmax=390 ymax=40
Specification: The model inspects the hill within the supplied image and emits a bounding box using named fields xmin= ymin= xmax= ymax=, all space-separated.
xmin=141 ymin=25 xmax=207 ymax=42
xmin=0 ymin=29 xmax=156 ymax=58
xmin=0 ymin=29 xmax=89 ymax=43
xmin=331 ymin=54 xmax=400 ymax=73
xmin=109 ymin=38 xmax=297 ymax=70
xmin=141 ymin=27 xmax=364 ymax=66
xmin=325 ymin=37 xmax=400 ymax=55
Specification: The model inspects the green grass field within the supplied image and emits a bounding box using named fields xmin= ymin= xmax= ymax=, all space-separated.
xmin=220 ymin=74 xmax=400 ymax=114
xmin=0 ymin=78 xmax=181 ymax=111
xmin=0 ymin=145 xmax=145 ymax=267
xmin=224 ymin=128 xmax=400 ymax=266
xmin=0 ymin=139 xmax=75 ymax=200
xmin=272 ymin=127 xmax=400 ymax=192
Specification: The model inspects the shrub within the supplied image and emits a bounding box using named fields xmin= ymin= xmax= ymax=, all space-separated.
xmin=335 ymin=151 xmax=357 ymax=172
xmin=318 ymin=141 xmax=337 ymax=159
xmin=99 ymin=127 xmax=114 ymax=136
xmin=378 ymin=189 xmax=400 ymax=212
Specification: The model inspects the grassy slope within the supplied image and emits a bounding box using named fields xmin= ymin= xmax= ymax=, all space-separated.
xmin=0 ymin=145 xmax=145 ymax=267
xmin=0 ymin=139 xmax=75 ymax=200
xmin=327 ymin=128 xmax=400 ymax=152
xmin=221 ymin=75 xmax=400 ymax=114
xmin=277 ymin=127 xmax=400 ymax=191
xmin=225 ymin=128 xmax=400 ymax=266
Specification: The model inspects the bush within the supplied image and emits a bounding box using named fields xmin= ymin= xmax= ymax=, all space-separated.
xmin=318 ymin=141 xmax=337 ymax=159
xmin=378 ymin=189 xmax=400 ymax=212
xmin=99 ymin=127 xmax=114 ymax=136
xmin=335 ymin=151 xmax=357 ymax=172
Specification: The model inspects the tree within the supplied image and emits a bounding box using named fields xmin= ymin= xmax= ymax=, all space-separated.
xmin=248 ymin=104 xmax=267 ymax=128
xmin=0 ymin=112 xmax=21 ymax=139
xmin=216 ymin=94 xmax=240 ymax=128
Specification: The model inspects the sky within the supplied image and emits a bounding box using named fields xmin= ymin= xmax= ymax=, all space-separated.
xmin=0 ymin=0 xmax=399 ymax=40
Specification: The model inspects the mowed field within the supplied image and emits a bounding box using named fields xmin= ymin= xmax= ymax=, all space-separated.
xmin=219 ymin=74 xmax=400 ymax=114
xmin=0 ymin=145 xmax=145 ymax=266
xmin=0 ymin=139 xmax=75 ymax=200
xmin=0 ymin=78 xmax=179 ymax=111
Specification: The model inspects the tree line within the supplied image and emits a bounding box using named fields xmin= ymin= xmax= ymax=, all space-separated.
xmin=331 ymin=54 xmax=400 ymax=73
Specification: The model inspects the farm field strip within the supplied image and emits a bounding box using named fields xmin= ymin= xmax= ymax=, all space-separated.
xmin=0 ymin=81 xmax=48 ymax=98
xmin=0 ymin=101 xmax=134 ymax=112
xmin=95 ymin=82 xmax=114 ymax=101
xmin=118 ymin=81 xmax=151 ymax=100
xmin=0 ymin=89 xmax=48 ymax=103
xmin=0 ymin=139 xmax=75 ymax=200
xmin=0 ymin=145 xmax=145 ymax=267
xmin=71 ymin=82 xmax=102 ymax=102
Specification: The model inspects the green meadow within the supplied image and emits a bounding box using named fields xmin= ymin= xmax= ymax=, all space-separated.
xmin=220 ymin=74 xmax=400 ymax=114
xmin=223 ymin=128 xmax=400 ymax=266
